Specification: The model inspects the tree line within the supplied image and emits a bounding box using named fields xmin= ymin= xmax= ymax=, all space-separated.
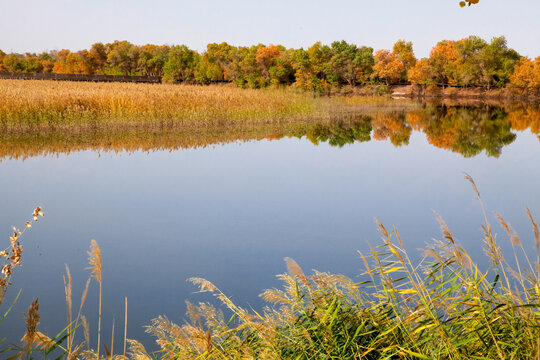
xmin=1 ymin=37 xmax=538 ymax=92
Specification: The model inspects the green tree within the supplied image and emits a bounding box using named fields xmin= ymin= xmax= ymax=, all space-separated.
xmin=138 ymin=44 xmax=170 ymax=77
xmin=25 ymin=53 xmax=44 ymax=73
xmin=162 ymin=45 xmax=198 ymax=82
xmin=455 ymin=36 xmax=487 ymax=86
xmin=327 ymin=41 xmax=374 ymax=86
xmin=236 ymin=45 xmax=266 ymax=88
xmin=205 ymin=42 xmax=240 ymax=82
xmin=477 ymin=36 xmax=520 ymax=88
xmin=2 ymin=54 xmax=26 ymax=72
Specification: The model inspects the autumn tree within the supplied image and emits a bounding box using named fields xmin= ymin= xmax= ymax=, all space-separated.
xmin=429 ymin=40 xmax=460 ymax=85
xmin=2 ymin=54 xmax=26 ymax=72
xmin=392 ymin=40 xmax=416 ymax=81
xmin=25 ymin=53 xmax=44 ymax=73
xmin=373 ymin=49 xmax=404 ymax=85
xmin=106 ymin=40 xmax=140 ymax=75
xmin=52 ymin=50 xmax=91 ymax=74
xmin=510 ymin=57 xmax=540 ymax=92
xmin=291 ymin=42 xmax=332 ymax=93
xmin=0 ymin=50 xmax=6 ymax=71
xmin=408 ymin=58 xmax=436 ymax=86
xmin=89 ymin=43 xmax=108 ymax=74
xmin=205 ymin=43 xmax=239 ymax=82
xmin=236 ymin=45 xmax=266 ymax=88
xmin=38 ymin=52 xmax=55 ymax=73
xmin=256 ymin=44 xmax=281 ymax=82
xmin=138 ymin=44 xmax=169 ymax=77
xmin=268 ymin=48 xmax=295 ymax=86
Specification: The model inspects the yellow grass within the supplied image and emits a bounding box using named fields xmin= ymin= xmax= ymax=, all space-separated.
xmin=0 ymin=80 xmax=321 ymax=125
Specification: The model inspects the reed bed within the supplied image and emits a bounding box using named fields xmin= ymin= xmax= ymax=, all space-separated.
xmin=0 ymin=80 xmax=321 ymax=126
xmin=0 ymin=80 xmax=422 ymax=129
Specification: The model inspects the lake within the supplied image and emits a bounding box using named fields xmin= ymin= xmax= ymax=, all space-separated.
xmin=0 ymin=102 xmax=539 ymax=352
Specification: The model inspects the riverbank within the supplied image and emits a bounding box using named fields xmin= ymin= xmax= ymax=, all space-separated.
xmin=328 ymin=84 xmax=540 ymax=101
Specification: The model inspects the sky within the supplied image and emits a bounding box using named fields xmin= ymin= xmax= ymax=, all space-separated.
xmin=1 ymin=0 xmax=539 ymax=58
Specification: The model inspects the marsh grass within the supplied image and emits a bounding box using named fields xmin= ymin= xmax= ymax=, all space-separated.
xmin=0 ymin=80 xmax=422 ymax=132
xmin=127 ymin=175 xmax=540 ymax=360
xmin=0 ymin=80 xmax=321 ymax=126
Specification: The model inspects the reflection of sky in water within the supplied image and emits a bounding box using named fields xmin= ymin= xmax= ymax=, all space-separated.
xmin=0 ymin=130 xmax=539 ymax=351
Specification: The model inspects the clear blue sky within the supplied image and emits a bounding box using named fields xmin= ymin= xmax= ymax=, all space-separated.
xmin=1 ymin=0 xmax=539 ymax=58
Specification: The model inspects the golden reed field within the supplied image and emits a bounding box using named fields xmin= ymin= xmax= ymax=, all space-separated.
xmin=0 ymin=79 xmax=322 ymax=125
xmin=0 ymin=79 xmax=416 ymax=126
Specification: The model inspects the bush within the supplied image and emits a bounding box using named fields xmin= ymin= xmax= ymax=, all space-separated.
xmin=375 ymin=85 xmax=391 ymax=95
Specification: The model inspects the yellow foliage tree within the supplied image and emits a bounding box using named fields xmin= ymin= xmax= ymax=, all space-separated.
xmin=510 ymin=57 xmax=540 ymax=93
xmin=373 ymin=50 xmax=404 ymax=85
xmin=408 ymin=59 xmax=435 ymax=86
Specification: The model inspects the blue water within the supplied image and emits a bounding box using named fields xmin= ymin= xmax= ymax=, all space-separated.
xmin=0 ymin=125 xmax=539 ymax=353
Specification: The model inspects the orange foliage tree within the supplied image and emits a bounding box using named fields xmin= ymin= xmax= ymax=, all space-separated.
xmin=510 ymin=57 xmax=540 ymax=93
xmin=429 ymin=40 xmax=460 ymax=85
xmin=372 ymin=50 xmax=404 ymax=85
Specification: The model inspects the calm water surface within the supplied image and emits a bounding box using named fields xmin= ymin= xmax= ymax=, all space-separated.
xmin=0 ymin=105 xmax=539 ymax=350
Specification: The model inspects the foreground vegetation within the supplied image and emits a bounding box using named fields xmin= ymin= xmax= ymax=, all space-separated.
xmin=1 ymin=36 xmax=538 ymax=94
xmin=1 ymin=177 xmax=540 ymax=359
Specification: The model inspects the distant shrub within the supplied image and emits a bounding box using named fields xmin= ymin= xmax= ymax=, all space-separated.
xmin=375 ymin=85 xmax=391 ymax=95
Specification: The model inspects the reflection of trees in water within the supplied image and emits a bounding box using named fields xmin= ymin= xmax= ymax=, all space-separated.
xmin=371 ymin=113 xmax=412 ymax=147
xmin=0 ymin=104 xmax=538 ymax=160
xmin=416 ymin=105 xmax=516 ymax=158
xmin=305 ymin=116 xmax=372 ymax=147
xmin=507 ymin=107 xmax=540 ymax=141
xmin=301 ymin=104 xmax=538 ymax=157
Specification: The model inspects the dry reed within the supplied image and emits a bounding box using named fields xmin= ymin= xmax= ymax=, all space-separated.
xmin=131 ymin=176 xmax=540 ymax=359
xmin=87 ymin=240 xmax=102 ymax=359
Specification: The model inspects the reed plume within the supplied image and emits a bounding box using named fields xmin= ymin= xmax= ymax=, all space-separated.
xmin=0 ymin=207 xmax=44 ymax=306
xmin=87 ymin=239 xmax=102 ymax=359
xmin=21 ymin=297 xmax=40 ymax=355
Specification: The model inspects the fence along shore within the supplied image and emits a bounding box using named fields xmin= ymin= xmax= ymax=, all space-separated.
xmin=0 ymin=71 xmax=161 ymax=83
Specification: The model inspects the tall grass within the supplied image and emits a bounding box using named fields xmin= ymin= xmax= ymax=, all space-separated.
xmin=126 ymin=175 xmax=540 ymax=359
xmin=87 ymin=240 xmax=102 ymax=360
xmin=2 ymin=177 xmax=540 ymax=359
xmin=0 ymin=80 xmax=321 ymax=126
xmin=0 ymin=80 xmax=421 ymax=130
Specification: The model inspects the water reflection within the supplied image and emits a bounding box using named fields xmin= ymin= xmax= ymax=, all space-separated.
xmin=0 ymin=103 xmax=539 ymax=352
xmin=1 ymin=103 xmax=538 ymax=160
